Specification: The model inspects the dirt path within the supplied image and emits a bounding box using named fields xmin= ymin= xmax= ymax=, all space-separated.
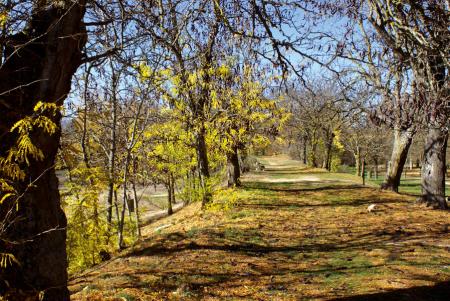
xmin=140 ymin=202 xmax=185 ymax=227
xmin=69 ymin=156 xmax=450 ymax=301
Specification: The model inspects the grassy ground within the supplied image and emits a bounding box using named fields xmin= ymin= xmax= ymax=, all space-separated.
xmin=367 ymin=177 xmax=450 ymax=196
xmin=69 ymin=156 xmax=450 ymax=301
xmin=340 ymin=166 xmax=450 ymax=196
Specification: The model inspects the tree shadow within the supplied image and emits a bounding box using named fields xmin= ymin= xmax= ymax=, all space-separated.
xmin=329 ymin=280 xmax=450 ymax=301
xmin=242 ymin=182 xmax=365 ymax=192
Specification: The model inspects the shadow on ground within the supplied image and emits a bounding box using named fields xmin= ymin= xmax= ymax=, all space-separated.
xmin=329 ymin=280 xmax=450 ymax=301
xmin=69 ymin=158 xmax=450 ymax=300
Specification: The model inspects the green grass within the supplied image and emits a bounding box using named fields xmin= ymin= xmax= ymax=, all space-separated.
xmin=340 ymin=168 xmax=450 ymax=196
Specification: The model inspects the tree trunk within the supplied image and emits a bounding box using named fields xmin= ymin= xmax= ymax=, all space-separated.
xmin=302 ymin=135 xmax=308 ymax=165
xmin=118 ymin=151 xmax=131 ymax=249
xmin=131 ymin=178 xmax=141 ymax=238
xmin=309 ymin=140 xmax=318 ymax=168
xmin=381 ymin=128 xmax=414 ymax=192
xmin=132 ymin=158 xmax=141 ymax=238
xmin=355 ymin=146 xmax=361 ymax=176
xmin=227 ymin=146 xmax=241 ymax=187
xmin=197 ymin=126 xmax=211 ymax=208
xmin=0 ymin=2 xmax=86 ymax=300
xmin=374 ymin=158 xmax=379 ymax=179
xmin=170 ymin=173 xmax=176 ymax=205
xmin=362 ymin=158 xmax=366 ymax=186
xmin=419 ymin=127 xmax=448 ymax=209
xmin=325 ymin=137 xmax=333 ymax=171
xmin=167 ymin=176 xmax=173 ymax=216
xmin=106 ymin=72 xmax=119 ymax=225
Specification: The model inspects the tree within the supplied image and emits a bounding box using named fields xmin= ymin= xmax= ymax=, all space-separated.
xmin=144 ymin=113 xmax=196 ymax=215
xmin=210 ymin=64 xmax=288 ymax=187
xmin=0 ymin=1 xmax=86 ymax=299
xmin=364 ymin=0 xmax=449 ymax=208
xmin=286 ymin=80 xmax=350 ymax=171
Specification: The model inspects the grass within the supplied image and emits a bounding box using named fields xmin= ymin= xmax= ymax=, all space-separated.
xmin=69 ymin=156 xmax=450 ymax=301
xmin=341 ymin=166 xmax=450 ymax=196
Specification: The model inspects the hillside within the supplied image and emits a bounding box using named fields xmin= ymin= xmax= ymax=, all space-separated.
xmin=69 ymin=156 xmax=450 ymax=301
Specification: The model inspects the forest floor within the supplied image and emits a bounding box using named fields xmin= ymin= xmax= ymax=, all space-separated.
xmin=69 ymin=155 xmax=450 ymax=301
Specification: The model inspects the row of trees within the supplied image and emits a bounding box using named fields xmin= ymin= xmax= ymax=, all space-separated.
xmin=351 ymin=1 xmax=449 ymax=207
xmin=288 ymin=0 xmax=449 ymax=208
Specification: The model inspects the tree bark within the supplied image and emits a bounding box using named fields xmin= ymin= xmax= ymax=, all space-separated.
xmin=227 ymin=146 xmax=241 ymax=187
xmin=355 ymin=146 xmax=361 ymax=176
xmin=301 ymin=134 xmax=308 ymax=165
xmin=197 ymin=126 xmax=211 ymax=208
xmin=132 ymin=158 xmax=141 ymax=238
xmin=374 ymin=158 xmax=379 ymax=179
xmin=0 ymin=2 xmax=86 ymax=300
xmin=324 ymin=132 xmax=334 ymax=171
xmin=170 ymin=173 xmax=176 ymax=205
xmin=167 ymin=175 xmax=173 ymax=216
xmin=419 ymin=127 xmax=448 ymax=209
xmin=309 ymin=139 xmax=318 ymax=168
xmin=106 ymin=71 xmax=119 ymax=225
xmin=381 ymin=128 xmax=414 ymax=192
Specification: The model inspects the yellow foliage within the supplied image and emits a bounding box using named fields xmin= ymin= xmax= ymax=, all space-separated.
xmin=0 ymin=101 xmax=61 ymax=269
xmin=0 ymin=11 xmax=7 ymax=28
xmin=205 ymin=188 xmax=239 ymax=212
xmin=0 ymin=253 xmax=19 ymax=268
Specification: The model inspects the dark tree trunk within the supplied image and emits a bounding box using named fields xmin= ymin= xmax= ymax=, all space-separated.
xmin=197 ymin=126 xmax=211 ymax=208
xmin=131 ymin=171 xmax=141 ymax=238
xmin=355 ymin=146 xmax=361 ymax=176
xmin=381 ymin=128 xmax=414 ymax=192
xmin=167 ymin=175 xmax=173 ymax=216
xmin=0 ymin=2 xmax=86 ymax=300
xmin=227 ymin=146 xmax=241 ymax=187
xmin=362 ymin=158 xmax=366 ymax=185
xmin=170 ymin=172 xmax=176 ymax=205
xmin=419 ymin=127 xmax=448 ymax=209
xmin=301 ymin=135 xmax=308 ymax=165
xmin=324 ymin=133 xmax=334 ymax=171
xmin=309 ymin=141 xmax=318 ymax=168
xmin=374 ymin=158 xmax=379 ymax=179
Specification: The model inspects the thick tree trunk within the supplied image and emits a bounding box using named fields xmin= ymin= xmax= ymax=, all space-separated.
xmin=419 ymin=127 xmax=448 ymax=209
xmin=381 ymin=128 xmax=414 ymax=192
xmin=227 ymin=146 xmax=241 ymax=187
xmin=0 ymin=2 xmax=86 ymax=300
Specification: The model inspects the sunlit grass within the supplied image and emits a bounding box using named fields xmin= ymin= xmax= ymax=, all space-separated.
xmin=69 ymin=157 xmax=450 ymax=301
